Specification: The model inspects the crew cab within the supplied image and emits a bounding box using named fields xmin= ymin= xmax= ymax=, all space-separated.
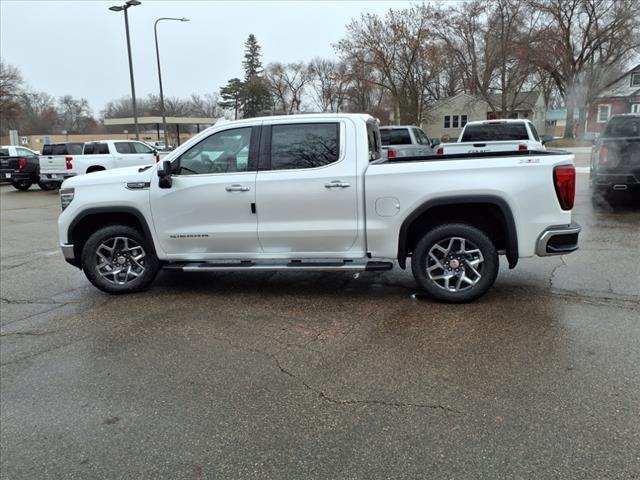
xmin=40 ymin=140 xmax=158 ymax=186
xmin=380 ymin=126 xmax=438 ymax=159
xmin=57 ymin=114 xmax=580 ymax=303
xmin=590 ymin=113 xmax=640 ymax=198
xmin=0 ymin=145 xmax=56 ymax=190
xmin=438 ymin=119 xmax=546 ymax=155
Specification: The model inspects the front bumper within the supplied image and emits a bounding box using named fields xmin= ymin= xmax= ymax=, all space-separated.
xmin=536 ymin=222 xmax=581 ymax=256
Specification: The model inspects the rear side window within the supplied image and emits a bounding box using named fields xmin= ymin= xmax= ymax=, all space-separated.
xmin=380 ymin=128 xmax=412 ymax=145
xmin=66 ymin=143 xmax=84 ymax=155
xmin=603 ymin=117 xmax=640 ymax=138
xmin=270 ymin=123 xmax=339 ymax=170
xmin=461 ymin=123 xmax=529 ymax=141
xmin=41 ymin=145 xmax=53 ymax=155
xmin=84 ymin=143 xmax=109 ymax=154
xmin=367 ymin=121 xmax=382 ymax=161
xmin=115 ymin=142 xmax=133 ymax=154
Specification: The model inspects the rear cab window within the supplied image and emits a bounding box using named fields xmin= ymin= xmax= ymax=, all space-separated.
xmin=461 ymin=123 xmax=529 ymax=142
xmin=603 ymin=117 xmax=640 ymax=138
xmin=367 ymin=121 xmax=382 ymax=161
xmin=269 ymin=123 xmax=340 ymax=170
xmin=380 ymin=128 xmax=412 ymax=146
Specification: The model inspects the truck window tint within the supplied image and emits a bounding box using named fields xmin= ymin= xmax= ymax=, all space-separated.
xmin=461 ymin=123 xmax=529 ymax=141
xmin=0 ymin=149 xmax=9 ymax=156
xmin=367 ymin=121 xmax=382 ymax=161
xmin=115 ymin=142 xmax=133 ymax=154
xmin=83 ymin=143 xmax=94 ymax=155
xmin=380 ymin=128 xmax=411 ymax=146
xmin=529 ymin=123 xmax=540 ymax=141
xmin=41 ymin=145 xmax=53 ymax=155
xmin=177 ymin=127 xmax=252 ymax=175
xmin=52 ymin=144 xmax=69 ymax=155
xmin=270 ymin=123 xmax=339 ymax=170
xmin=603 ymin=117 xmax=640 ymax=138
xmin=67 ymin=143 xmax=84 ymax=155
xmin=131 ymin=142 xmax=153 ymax=154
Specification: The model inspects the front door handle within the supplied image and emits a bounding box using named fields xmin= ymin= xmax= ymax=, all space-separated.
xmin=225 ymin=184 xmax=250 ymax=192
xmin=324 ymin=180 xmax=351 ymax=189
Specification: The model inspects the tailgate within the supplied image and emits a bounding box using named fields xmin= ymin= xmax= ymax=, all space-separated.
xmin=444 ymin=141 xmax=523 ymax=154
xmin=0 ymin=157 xmax=20 ymax=172
xmin=39 ymin=155 xmax=68 ymax=174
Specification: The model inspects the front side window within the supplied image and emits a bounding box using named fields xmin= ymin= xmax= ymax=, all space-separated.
xmin=270 ymin=123 xmax=339 ymax=170
xmin=115 ymin=142 xmax=133 ymax=154
xmin=597 ymin=104 xmax=611 ymax=123
xmin=131 ymin=142 xmax=153 ymax=154
xmin=413 ymin=128 xmax=431 ymax=145
xmin=17 ymin=148 xmax=33 ymax=156
xmin=176 ymin=127 xmax=252 ymax=175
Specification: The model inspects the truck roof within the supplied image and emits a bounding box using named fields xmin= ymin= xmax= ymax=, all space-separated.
xmin=465 ymin=119 xmax=532 ymax=126
xmin=218 ymin=113 xmax=375 ymax=126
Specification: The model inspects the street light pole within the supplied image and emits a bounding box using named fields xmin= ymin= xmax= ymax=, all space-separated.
xmin=110 ymin=0 xmax=142 ymax=140
xmin=154 ymin=17 xmax=189 ymax=147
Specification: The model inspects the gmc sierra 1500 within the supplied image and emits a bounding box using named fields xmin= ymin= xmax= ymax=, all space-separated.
xmin=57 ymin=114 xmax=580 ymax=303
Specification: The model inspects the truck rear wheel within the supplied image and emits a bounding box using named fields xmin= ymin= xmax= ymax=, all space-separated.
xmin=38 ymin=181 xmax=58 ymax=191
xmin=81 ymin=225 xmax=159 ymax=294
xmin=411 ymin=223 xmax=499 ymax=303
xmin=11 ymin=180 xmax=32 ymax=191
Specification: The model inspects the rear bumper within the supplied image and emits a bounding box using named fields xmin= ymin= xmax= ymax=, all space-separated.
xmin=41 ymin=172 xmax=75 ymax=182
xmin=61 ymin=243 xmax=79 ymax=267
xmin=536 ymin=222 xmax=581 ymax=256
xmin=591 ymin=172 xmax=640 ymax=189
xmin=1 ymin=170 xmax=37 ymax=182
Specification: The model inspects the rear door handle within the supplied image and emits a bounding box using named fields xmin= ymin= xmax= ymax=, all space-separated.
xmin=225 ymin=184 xmax=250 ymax=192
xmin=324 ymin=181 xmax=351 ymax=189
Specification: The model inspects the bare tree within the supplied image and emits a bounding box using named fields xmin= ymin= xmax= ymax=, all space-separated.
xmin=265 ymin=62 xmax=312 ymax=114
xmin=0 ymin=60 xmax=23 ymax=133
xmin=18 ymin=91 xmax=58 ymax=134
xmin=528 ymin=0 xmax=640 ymax=137
xmin=189 ymin=93 xmax=222 ymax=118
xmin=308 ymin=58 xmax=350 ymax=112
xmin=57 ymin=95 xmax=95 ymax=133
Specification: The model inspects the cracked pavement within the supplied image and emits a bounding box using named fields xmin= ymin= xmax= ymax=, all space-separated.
xmin=1 ymin=162 xmax=639 ymax=479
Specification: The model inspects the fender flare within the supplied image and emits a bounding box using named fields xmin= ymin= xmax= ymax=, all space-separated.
xmin=397 ymin=195 xmax=519 ymax=269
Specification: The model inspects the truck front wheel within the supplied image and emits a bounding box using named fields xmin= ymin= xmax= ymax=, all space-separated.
xmin=411 ymin=223 xmax=499 ymax=303
xmin=81 ymin=225 xmax=159 ymax=294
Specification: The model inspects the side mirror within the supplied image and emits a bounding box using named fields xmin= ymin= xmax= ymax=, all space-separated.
xmin=157 ymin=160 xmax=173 ymax=189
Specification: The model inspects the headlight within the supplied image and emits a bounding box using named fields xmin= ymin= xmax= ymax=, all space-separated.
xmin=60 ymin=188 xmax=75 ymax=210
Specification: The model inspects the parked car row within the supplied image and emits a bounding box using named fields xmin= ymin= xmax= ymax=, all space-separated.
xmin=1 ymin=140 xmax=164 ymax=191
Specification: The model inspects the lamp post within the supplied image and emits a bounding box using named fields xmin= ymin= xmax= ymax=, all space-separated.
xmin=109 ymin=0 xmax=142 ymax=140
xmin=154 ymin=17 xmax=189 ymax=147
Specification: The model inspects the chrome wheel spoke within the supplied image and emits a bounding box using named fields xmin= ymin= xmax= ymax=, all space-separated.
xmin=426 ymin=236 xmax=485 ymax=293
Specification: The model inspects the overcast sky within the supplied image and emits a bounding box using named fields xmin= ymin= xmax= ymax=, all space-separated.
xmin=1 ymin=0 xmax=416 ymax=115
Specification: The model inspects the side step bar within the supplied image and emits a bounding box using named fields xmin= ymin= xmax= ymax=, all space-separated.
xmin=163 ymin=260 xmax=393 ymax=272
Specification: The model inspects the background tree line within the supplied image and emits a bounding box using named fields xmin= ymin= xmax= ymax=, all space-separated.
xmin=2 ymin=0 xmax=639 ymax=140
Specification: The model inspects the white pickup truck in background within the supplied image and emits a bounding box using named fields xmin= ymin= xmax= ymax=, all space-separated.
xmin=380 ymin=125 xmax=438 ymax=159
xmin=40 ymin=140 xmax=159 ymax=186
xmin=438 ymin=119 xmax=547 ymax=155
xmin=57 ymin=114 xmax=580 ymax=303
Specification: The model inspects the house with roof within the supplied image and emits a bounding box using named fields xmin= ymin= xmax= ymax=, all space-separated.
xmin=586 ymin=64 xmax=640 ymax=138
xmin=422 ymin=91 xmax=545 ymax=141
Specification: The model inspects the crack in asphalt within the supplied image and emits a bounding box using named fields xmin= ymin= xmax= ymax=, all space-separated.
xmin=210 ymin=333 xmax=462 ymax=416
xmin=548 ymin=256 xmax=568 ymax=289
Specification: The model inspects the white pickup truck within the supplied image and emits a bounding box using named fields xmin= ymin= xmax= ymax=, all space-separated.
xmin=438 ymin=119 xmax=547 ymax=155
xmin=40 ymin=139 xmax=159 ymax=186
xmin=57 ymin=113 xmax=580 ymax=303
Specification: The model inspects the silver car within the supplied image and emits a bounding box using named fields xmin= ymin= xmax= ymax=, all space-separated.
xmin=380 ymin=126 xmax=437 ymax=159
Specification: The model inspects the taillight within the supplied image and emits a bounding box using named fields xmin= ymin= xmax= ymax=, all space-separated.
xmin=553 ymin=165 xmax=576 ymax=211
xmin=387 ymin=149 xmax=397 ymax=159
xmin=598 ymin=145 xmax=608 ymax=164
xmin=18 ymin=157 xmax=27 ymax=169
xmin=519 ymin=144 xmax=528 ymax=151
xmin=65 ymin=156 xmax=73 ymax=170
xmin=436 ymin=147 xmax=443 ymax=155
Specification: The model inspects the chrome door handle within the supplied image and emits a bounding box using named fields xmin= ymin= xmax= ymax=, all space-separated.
xmin=324 ymin=181 xmax=351 ymax=189
xmin=225 ymin=184 xmax=250 ymax=192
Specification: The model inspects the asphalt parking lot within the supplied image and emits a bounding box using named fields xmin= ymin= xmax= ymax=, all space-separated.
xmin=1 ymin=157 xmax=639 ymax=479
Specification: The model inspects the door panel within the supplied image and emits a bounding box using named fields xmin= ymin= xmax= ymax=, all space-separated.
xmin=149 ymin=126 xmax=261 ymax=258
xmin=255 ymin=121 xmax=360 ymax=255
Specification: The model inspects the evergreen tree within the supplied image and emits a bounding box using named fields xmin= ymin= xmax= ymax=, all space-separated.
xmin=242 ymin=34 xmax=263 ymax=79
xmin=219 ymin=78 xmax=244 ymax=120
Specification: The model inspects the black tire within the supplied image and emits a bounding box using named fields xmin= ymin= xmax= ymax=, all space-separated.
xmin=38 ymin=181 xmax=58 ymax=191
xmin=81 ymin=225 xmax=159 ymax=294
xmin=11 ymin=180 xmax=32 ymax=191
xmin=411 ymin=223 xmax=499 ymax=303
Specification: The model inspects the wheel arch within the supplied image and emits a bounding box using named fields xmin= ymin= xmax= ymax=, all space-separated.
xmin=86 ymin=165 xmax=106 ymax=173
xmin=397 ymin=195 xmax=518 ymax=270
xmin=67 ymin=207 xmax=156 ymax=268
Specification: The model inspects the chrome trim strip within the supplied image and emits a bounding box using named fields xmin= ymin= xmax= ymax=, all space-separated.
xmin=61 ymin=244 xmax=75 ymax=261
xmin=536 ymin=222 xmax=581 ymax=256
